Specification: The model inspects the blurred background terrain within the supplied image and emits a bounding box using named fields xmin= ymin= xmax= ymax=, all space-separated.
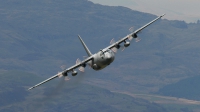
xmin=0 ymin=0 xmax=200 ymax=111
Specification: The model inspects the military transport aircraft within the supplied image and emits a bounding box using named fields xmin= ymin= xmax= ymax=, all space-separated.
xmin=28 ymin=14 xmax=165 ymax=90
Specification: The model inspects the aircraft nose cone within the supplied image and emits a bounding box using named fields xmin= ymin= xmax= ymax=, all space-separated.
xmin=106 ymin=53 xmax=114 ymax=63
xmin=107 ymin=54 xmax=111 ymax=59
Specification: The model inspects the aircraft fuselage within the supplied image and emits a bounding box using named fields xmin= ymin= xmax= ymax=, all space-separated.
xmin=28 ymin=14 xmax=165 ymax=90
xmin=90 ymin=49 xmax=115 ymax=70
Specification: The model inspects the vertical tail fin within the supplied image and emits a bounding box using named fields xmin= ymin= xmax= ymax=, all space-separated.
xmin=78 ymin=35 xmax=92 ymax=56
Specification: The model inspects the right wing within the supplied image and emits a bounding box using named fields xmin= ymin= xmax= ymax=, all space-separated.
xmin=102 ymin=14 xmax=165 ymax=52
xmin=28 ymin=56 xmax=93 ymax=90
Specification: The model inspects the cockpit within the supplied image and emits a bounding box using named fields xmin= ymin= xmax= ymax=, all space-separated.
xmin=100 ymin=49 xmax=114 ymax=57
xmin=99 ymin=49 xmax=115 ymax=63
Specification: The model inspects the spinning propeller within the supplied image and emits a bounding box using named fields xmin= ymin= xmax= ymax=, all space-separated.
xmin=110 ymin=38 xmax=120 ymax=53
xmin=76 ymin=58 xmax=86 ymax=72
xmin=110 ymin=26 xmax=142 ymax=53
xmin=57 ymin=65 xmax=70 ymax=81
xmin=129 ymin=26 xmax=141 ymax=42
xmin=110 ymin=38 xmax=130 ymax=52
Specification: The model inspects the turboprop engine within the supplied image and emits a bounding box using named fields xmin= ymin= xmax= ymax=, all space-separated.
xmin=72 ymin=70 xmax=78 ymax=76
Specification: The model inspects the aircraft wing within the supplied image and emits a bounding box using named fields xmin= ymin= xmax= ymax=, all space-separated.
xmin=28 ymin=56 xmax=93 ymax=90
xmin=103 ymin=14 xmax=165 ymax=52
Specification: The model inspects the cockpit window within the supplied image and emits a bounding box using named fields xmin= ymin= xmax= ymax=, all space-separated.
xmin=100 ymin=49 xmax=113 ymax=58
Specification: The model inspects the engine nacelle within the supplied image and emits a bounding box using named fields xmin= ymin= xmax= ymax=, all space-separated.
xmin=72 ymin=70 xmax=78 ymax=76
xmin=62 ymin=71 xmax=68 ymax=76
xmin=92 ymin=64 xmax=98 ymax=69
xmin=124 ymin=41 xmax=130 ymax=47
xmin=82 ymin=63 xmax=86 ymax=68
xmin=132 ymin=33 xmax=138 ymax=38
xmin=116 ymin=44 xmax=120 ymax=49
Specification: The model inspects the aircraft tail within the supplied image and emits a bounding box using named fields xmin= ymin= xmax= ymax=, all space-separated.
xmin=78 ymin=35 xmax=92 ymax=56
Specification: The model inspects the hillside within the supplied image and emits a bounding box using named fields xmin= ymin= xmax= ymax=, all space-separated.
xmin=157 ymin=75 xmax=200 ymax=100
xmin=0 ymin=71 xmax=170 ymax=112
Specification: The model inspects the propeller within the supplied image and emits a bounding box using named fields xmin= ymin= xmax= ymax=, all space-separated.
xmin=57 ymin=72 xmax=63 ymax=78
xmin=111 ymin=37 xmax=138 ymax=52
xmin=56 ymin=71 xmax=70 ymax=81
xmin=110 ymin=38 xmax=118 ymax=53
xmin=110 ymin=38 xmax=123 ymax=52
xmin=129 ymin=26 xmax=141 ymax=42
xmin=129 ymin=26 xmax=134 ymax=32
xmin=57 ymin=65 xmax=66 ymax=78
xmin=64 ymin=76 xmax=70 ymax=81
xmin=110 ymin=38 xmax=132 ymax=52
xmin=132 ymin=33 xmax=141 ymax=42
xmin=60 ymin=65 xmax=66 ymax=71
xmin=76 ymin=58 xmax=85 ymax=72
xmin=57 ymin=65 xmax=70 ymax=81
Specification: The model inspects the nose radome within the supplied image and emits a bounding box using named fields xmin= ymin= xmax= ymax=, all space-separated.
xmin=106 ymin=54 xmax=113 ymax=62
xmin=107 ymin=54 xmax=111 ymax=59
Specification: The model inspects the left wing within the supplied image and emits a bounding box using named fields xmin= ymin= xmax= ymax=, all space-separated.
xmin=103 ymin=14 xmax=165 ymax=52
xmin=28 ymin=56 xmax=93 ymax=90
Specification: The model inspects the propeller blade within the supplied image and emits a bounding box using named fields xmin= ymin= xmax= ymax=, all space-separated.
xmin=110 ymin=38 xmax=119 ymax=53
xmin=57 ymin=72 xmax=63 ymax=78
xmin=129 ymin=26 xmax=134 ymax=32
xmin=76 ymin=58 xmax=81 ymax=64
xmin=111 ymin=47 xmax=118 ymax=53
xmin=121 ymin=46 xmax=125 ymax=51
xmin=65 ymin=76 xmax=70 ymax=81
xmin=128 ymin=35 xmax=133 ymax=41
xmin=135 ymin=37 xmax=141 ymax=42
xmin=131 ymin=33 xmax=141 ymax=42
xmin=79 ymin=66 xmax=85 ymax=72
xmin=110 ymin=38 xmax=116 ymax=45
xmin=60 ymin=65 xmax=66 ymax=70
xmin=76 ymin=58 xmax=85 ymax=72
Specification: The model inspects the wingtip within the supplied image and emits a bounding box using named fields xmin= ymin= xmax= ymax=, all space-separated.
xmin=28 ymin=87 xmax=34 ymax=91
xmin=161 ymin=14 xmax=166 ymax=17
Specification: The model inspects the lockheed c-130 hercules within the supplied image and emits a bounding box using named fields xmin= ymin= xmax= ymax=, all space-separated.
xmin=28 ymin=14 xmax=165 ymax=90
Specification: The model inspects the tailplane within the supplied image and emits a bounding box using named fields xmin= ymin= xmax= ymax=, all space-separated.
xmin=78 ymin=35 xmax=92 ymax=56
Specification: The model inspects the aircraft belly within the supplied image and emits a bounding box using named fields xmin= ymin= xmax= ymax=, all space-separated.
xmin=93 ymin=60 xmax=109 ymax=70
